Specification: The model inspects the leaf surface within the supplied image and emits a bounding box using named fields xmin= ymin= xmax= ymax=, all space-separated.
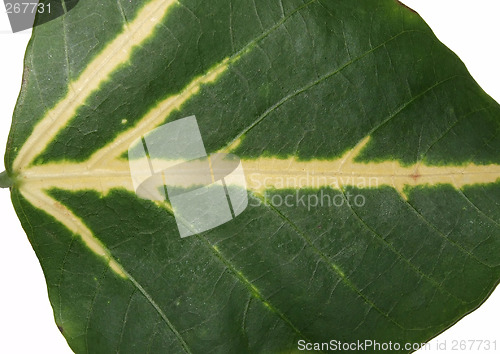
xmin=4 ymin=0 xmax=500 ymax=353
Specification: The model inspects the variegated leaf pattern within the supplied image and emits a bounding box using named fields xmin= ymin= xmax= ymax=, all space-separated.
xmin=2 ymin=0 xmax=499 ymax=353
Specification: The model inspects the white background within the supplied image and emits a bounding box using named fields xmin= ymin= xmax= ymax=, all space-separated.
xmin=0 ymin=1 xmax=498 ymax=353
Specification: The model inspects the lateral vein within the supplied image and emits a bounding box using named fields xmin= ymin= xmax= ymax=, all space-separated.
xmin=13 ymin=0 xmax=179 ymax=171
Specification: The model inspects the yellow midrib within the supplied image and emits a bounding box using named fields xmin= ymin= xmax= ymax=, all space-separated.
xmin=17 ymin=136 xmax=500 ymax=196
xmin=10 ymin=0 xmax=500 ymax=280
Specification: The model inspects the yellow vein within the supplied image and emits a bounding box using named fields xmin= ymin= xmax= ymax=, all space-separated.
xmin=241 ymin=137 xmax=500 ymax=197
xmin=65 ymin=0 xmax=320 ymax=168
xmin=18 ymin=136 xmax=500 ymax=197
xmin=20 ymin=187 xmax=192 ymax=352
xmin=88 ymin=59 xmax=231 ymax=168
xmin=20 ymin=187 xmax=127 ymax=278
xmin=13 ymin=0 xmax=179 ymax=171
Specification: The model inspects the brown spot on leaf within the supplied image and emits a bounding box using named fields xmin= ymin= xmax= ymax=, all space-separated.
xmin=57 ymin=325 xmax=64 ymax=333
xmin=410 ymin=172 xmax=421 ymax=182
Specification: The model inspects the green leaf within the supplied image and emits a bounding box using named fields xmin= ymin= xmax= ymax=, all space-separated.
xmin=4 ymin=0 xmax=499 ymax=353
